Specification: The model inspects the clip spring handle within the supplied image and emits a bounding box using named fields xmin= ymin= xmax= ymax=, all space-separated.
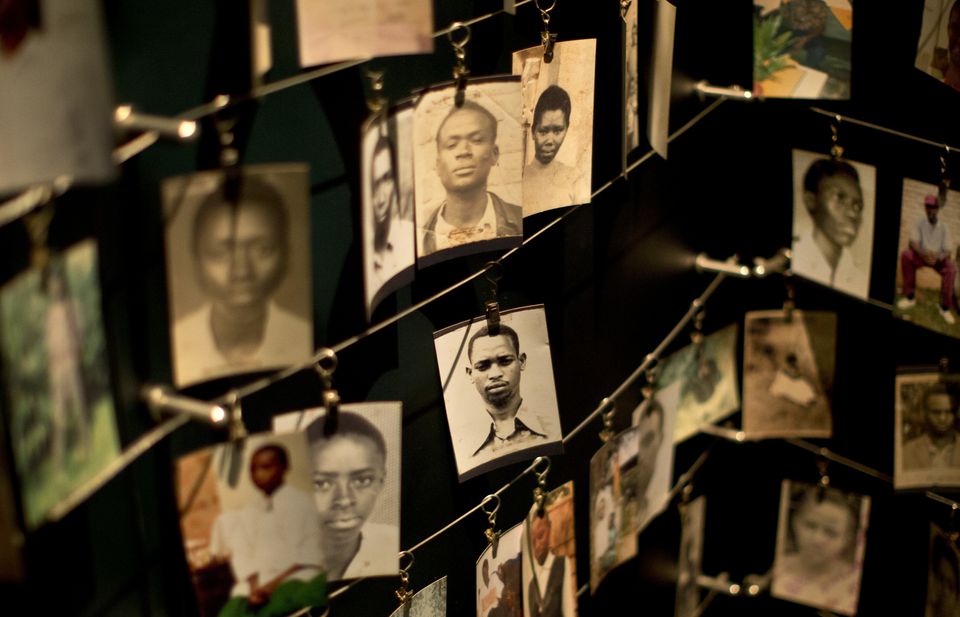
xmin=448 ymin=22 xmax=471 ymax=107
xmin=534 ymin=0 xmax=557 ymax=62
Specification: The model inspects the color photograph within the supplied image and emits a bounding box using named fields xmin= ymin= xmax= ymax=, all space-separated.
xmin=521 ymin=481 xmax=578 ymax=617
xmin=477 ymin=523 xmax=524 ymax=617
xmin=914 ymin=0 xmax=960 ymax=92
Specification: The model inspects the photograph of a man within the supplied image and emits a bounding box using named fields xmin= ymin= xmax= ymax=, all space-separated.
xmin=163 ymin=165 xmax=313 ymax=387
xmin=926 ymin=525 xmax=960 ymax=617
xmin=915 ymin=0 xmax=960 ymax=92
xmin=475 ymin=523 xmax=524 ymax=617
xmin=521 ymin=481 xmax=576 ymax=617
xmin=511 ymin=39 xmax=595 ymax=216
xmin=433 ymin=305 xmax=562 ymax=481
xmin=362 ymin=110 xmax=415 ymax=320
xmin=628 ymin=380 xmax=679 ymax=533
xmin=791 ymin=150 xmax=876 ymax=299
xmin=896 ymin=373 xmax=960 ymax=489
xmin=414 ymin=79 xmax=523 ymax=267
xmin=895 ymin=185 xmax=959 ymax=335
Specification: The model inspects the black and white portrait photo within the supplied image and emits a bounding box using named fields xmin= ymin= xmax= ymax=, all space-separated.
xmin=390 ymin=576 xmax=447 ymax=617
xmin=771 ymin=480 xmax=870 ymax=616
xmin=894 ymin=372 xmax=960 ymax=489
xmin=791 ymin=150 xmax=876 ymax=299
xmin=628 ymin=380 xmax=680 ymax=532
xmin=176 ymin=432 xmax=326 ymax=617
xmin=512 ymin=39 xmax=595 ymax=216
xmin=477 ymin=523 xmax=524 ymax=617
xmin=413 ymin=77 xmax=523 ymax=267
xmin=742 ymin=310 xmax=836 ymax=439
xmin=675 ymin=495 xmax=706 ymax=617
xmin=926 ymin=524 xmax=960 ymax=617
xmin=656 ymin=323 xmax=740 ymax=444
xmin=623 ymin=0 xmax=640 ymax=154
xmin=521 ymin=481 xmax=577 ymax=617
xmin=915 ymin=0 xmax=960 ymax=93
xmin=162 ymin=164 xmax=313 ymax=388
xmin=272 ymin=402 xmax=402 ymax=581
xmin=433 ymin=305 xmax=562 ymax=482
xmin=362 ymin=106 xmax=416 ymax=320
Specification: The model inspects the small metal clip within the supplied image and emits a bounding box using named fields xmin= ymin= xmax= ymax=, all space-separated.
xmin=940 ymin=145 xmax=952 ymax=201
xmin=642 ymin=355 xmax=659 ymax=399
xmin=484 ymin=262 xmax=503 ymax=335
xmin=225 ymin=390 xmax=247 ymax=441
xmin=830 ymin=114 xmax=844 ymax=160
xmin=599 ymin=397 xmax=617 ymax=443
xmin=481 ymin=494 xmax=501 ymax=554
xmin=532 ymin=456 xmax=551 ymax=516
xmin=395 ymin=551 xmax=415 ymax=606
xmin=448 ymin=22 xmax=471 ymax=107
xmin=314 ymin=348 xmax=340 ymax=436
xmin=364 ymin=68 xmax=387 ymax=116
xmin=534 ymin=0 xmax=558 ymax=62
xmin=619 ymin=0 xmax=632 ymax=23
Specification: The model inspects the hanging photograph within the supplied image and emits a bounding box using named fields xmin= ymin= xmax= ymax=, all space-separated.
xmin=476 ymin=523 xmax=524 ymax=617
xmin=162 ymin=164 xmax=313 ymax=388
xmin=675 ymin=495 xmax=706 ymax=617
xmin=894 ymin=372 xmax=960 ymax=489
xmin=176 ymin=431 xmax=326 ymax=617
xmin=0 ymin=0 xmax=115 ymax=195
xmin=511 ymin=38 xmax=595 ymax=216
xmin=771 ymin=480 xmax=870 ymax=616
xmin=926 ymin=523 xmax=960 ymax=617
xmin=742 ymin=310 xmax=835 ymax=439
xmin=521 ymin=481 xmax=577 ymax=617
xmin=628 ymin=379 xmax=680 ymax=532
xmin=791 ymin=150 xmax=876 ymax=300
xmin=914 ymin=0 xmax=960 ymax=92
xmin=433 ymin=304 xmax=563 ymax=482
xmin=272 ymin=402 xmax=402 ymax=581
xmin=753 ymin=0 xmax=853 ymax=99
xmin=655 ymin=323 xmax=740 ymax=444
xmin=391 ymin=576 xmax=447 ymax=617
xmin=647 ymin=0 xmax=677 ymax=159
xmin=623 ymin=0 xmax=640 ymax=155
xmin=589 ymin=426 xmax=640 ymax=591
xmin=361 ymin=105 xmax=416 ymax=320
xmin=414 ymin=77 xmax=524 ymax=268
xmin=295 ymin=0 xmax=433 ymax=67
xmin=0 ymin=239 xmax=120 ymax=529
xmin=893 ymin=180 xmax=960 ymax=338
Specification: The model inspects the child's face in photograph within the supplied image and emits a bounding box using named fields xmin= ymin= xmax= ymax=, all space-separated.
xmin=311 ymin=434 xmax=385 ymax=543
xmin=791 ymin=495 xmax=854 ymax=569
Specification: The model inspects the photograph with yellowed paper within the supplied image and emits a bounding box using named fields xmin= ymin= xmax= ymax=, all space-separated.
xmin=512 ymin=39 xmax=595 ymax=216
xmin=894 ymin=372 xmax=960 ymax=490
xmin=753 ymin=0 xmax=852 ymax=99
xmin=477 ymin=523 xmax=524 ymax=617
xmin=914 ymin=0 xmax=960 ymax=92
xmin=521 ymin=481 xmax=577 ymax=617
xmin=391 ymin=576 xmax=447 ymax=617
xmin=629 ymin=380 xmax=680 ymax=532
xmin=623 ymin=0 xmax=640 ymax=154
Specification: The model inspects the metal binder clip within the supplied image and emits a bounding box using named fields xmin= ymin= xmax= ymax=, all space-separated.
xmin=448 ymin=22 xmax=471 ymax=107
xmin=599 ymin=397 xmax=617 ymax=443
xmin=484 ymin=262 xmax=504 ymax=335
xmin=225 ymin=390 xmax=247 ymax=441
xmin=642 ymin=355 xmax=659 ymax=399
xmin=481 ymin=494 xmax=501 ymax=554
xmin=395 ymin=551 xmax=415 ymax=606
xmin=314 ymin=348 xmax=340 ymax=436
xmin=535 ymin=0 xmax=558 ymax=62
xmin=830 ymin=114 xmax=844 ymax=160
xmin=364 ymin=68 xmax=387 ymax=115
xmin=532 ymin=456 xmax=551 ymax=516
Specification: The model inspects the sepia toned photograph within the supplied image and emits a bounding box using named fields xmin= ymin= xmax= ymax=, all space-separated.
xmin=894 ymin=372 xmax=960 ymax=489
xmin=477 ymin=522 xmax=524 ymax=617
xmin=162 ymin=164 xmax=313 ymax=388
xmin=295 ymin=0 xmax=433 ymax=67
xmin=272 ymin=402 xmax=402 ymax=581
xmin=675 ymin=495 xmax=706 ymax=617
xmin=176 ymin=431 xmax=326 ymax=617
xmin=893 ymin=180 xmax=960 ymax=338
xmin=771 ymin=480 xmax=870 ymax=616
xmin=390 ymin=576 xmax=447 ymax=617
xmin=628 ymin=380 xmax=680 ymax=532
xmin=623 ymin=0 xmax=640 ymax=155
xmin=753 ymin=0 xmax=853 ymax=99
xmin=647 ymin=0 xmax=676 ymax=159
xmin=742 ymin=310 xmax=835 ymax=439
xmin=361 ymin=106 xmax=416 ymax=320
xmin=926 ymin=523 xmax=960 ymax=617
xmin=792 ymin=150 xmax=876 ymax=300
xmin=521 ymin=481 xmax=577 ymax=617
xmin=0 ymin=240 xmax=120 ymax=529
xmin=414 ymin=77 xmax=524 ymax=267
xmin=433 ymin=304 xmax=563 ymax=482
xmin=0 ymin=0 xmax=115 ymax=196
xmin=656 ymin=323 xmax=740 ymax=444
xmin=915 ymin=0 xmax=960 ymax=93
xmin=512 ymin=39 xmax=595 ymax=216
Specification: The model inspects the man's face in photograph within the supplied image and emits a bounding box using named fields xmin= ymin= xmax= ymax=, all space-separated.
xmin=250 ymin=447 xmax=287 ymax=496
xmin=467 ymin=334 xmax=526 ymax=408
xmin=925 ymin=391 xmax=957 ymax=438
xmin=532 ymin=109 xmax=568 ymax=165
xmin=311 ymin=433 xmax=385 ymax=545
xmin=371 ymin=145 xmax=397 ymax=226
xmin=436 ymin=107 xmax=499 ymax=194
xmin=806 ymin=172 xmax=863 ymax=248
xmin=927 ymin=202 xmax=941 ymax=225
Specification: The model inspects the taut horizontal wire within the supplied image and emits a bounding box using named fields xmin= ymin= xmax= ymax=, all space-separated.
xmin=810 ymin=107 xmax=958 ymax=154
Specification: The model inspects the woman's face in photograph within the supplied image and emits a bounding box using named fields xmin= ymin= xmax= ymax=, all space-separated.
xmin=311 ymin=434 xmax=385 ymax=543
xmin=792 ymin=496 xmax=854 ymax=569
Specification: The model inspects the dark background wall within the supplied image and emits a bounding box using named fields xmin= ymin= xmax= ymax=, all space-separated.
xmin=1 ymin=0 xmax=959 ymax=615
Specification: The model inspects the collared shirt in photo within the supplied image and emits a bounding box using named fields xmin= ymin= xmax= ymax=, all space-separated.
xmin=472 ymin=403 xmax=550 ymax=456
xmin=423 ymin=192 xmax=522 ymax=254
xmin=914 ymin=217 xmax=953 ymax=254
xmin=792 ymin=230 xmax=866 ymax=298
xmin=903 ymin=432 xmax=960 ymax=469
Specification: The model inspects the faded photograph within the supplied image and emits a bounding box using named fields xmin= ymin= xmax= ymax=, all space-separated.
xmin=647 ymin=0 xmax=676 ymax=159
xmin=893 ymin=180 xmax=960 ymax=338
xmin=894 ymin=372 xmax=960 ymax=489
xmin=742 ymin=310 xmax=835 ymax=439
xmin=390 ymin=576 xmax=447 ymax=617
xmin=771 ymin=480 xmax=870 ymax=616
xmin=512 ymin=39 xmax=595 ymax=216
xmin=361 ymin=106 xmax=416 ymax=320
xmin=0 ymin=0 xmax=115 ymax=195
xmin=753 ymin=0 xmax=853 ymax=99
xmin=656 ymin=323 xmax=740 ymax=443
xmin=176 ymin=432 xmax=326 ymax=617
xmin=629 ymin=380 xmax=680 ymax=532
xmin=675 ymin=496 xmax=706 ymax=617
xmin=272 ymin=402 xmax=402 ymax=581
xmin=433 ymin=305 xmax=562 ymax=482
xmin=521 ymin=481 xmax=577 ymax=617
xmin=477 ymin=523 xmax=524 ymax=617
xmin=915 ymin=0 xmax=960 ymax=92
xmin=0 ymin=240 xmax=120 ymax=529
xmin=414 ymin=78 xmax=523 ymax=267
xmin=162 ymin=164 xmax=313 ymax=388
xmin=926 ymin=524 xmax=960 ymax=617
xmin=623 ymin=0 xmax=640 ymax=154
xmin=295 ymin=0 xmax=433 ymax=67
xmin=791 ymin=150 xmax=876 ymax=300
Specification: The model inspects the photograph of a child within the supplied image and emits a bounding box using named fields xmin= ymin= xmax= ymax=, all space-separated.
xmin=176 ymin=432 xmax=326 ymax=617
xmin=477 ymin=523 xmax=524 ymax=617
xmin=791 ymin=150 xmax=876 ymax=300
xmin=675 ymin=496 xmax=706 ymax=617
xmin=914 ymin=0 xmax=960 ymax=92
xmin=894 ymin=372 xmax=960 ymax=489
xmin=926 ymin=524 xmax=960 ymax=617
xmin=272 ymin=402 xmax=402 ymax=581
xmin=0 ymin=239 xmax=120 ymax=529
xmin=521 ymin=481 xmax=577 ymax=617
xmin=742 ymin=310 xmax=836 ymax=439
xmin=771 ymin=480 xmax=870 ymax=616
xmin=390 ymin=576 xmax=447 ymax=617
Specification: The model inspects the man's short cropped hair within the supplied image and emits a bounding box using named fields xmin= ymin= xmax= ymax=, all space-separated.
xmin=192 ymin=174 xmax=289 ymax=256
xmin=925 ymin=382 xmax=959 ymax=413
xmin=533 ymin=85 xmax=572 ymax=129
xmin=802 ymin=159 xmax=860 ymax=195
xmin=436 ymin=100 xmax=499 ymax=145
xmin=307 ymin=411 xmax=388 ymax=462
xmin=251 ymin=443 xmax=290 ymax=470
xmin=467 ymin=324 xmax=521 ymax=361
